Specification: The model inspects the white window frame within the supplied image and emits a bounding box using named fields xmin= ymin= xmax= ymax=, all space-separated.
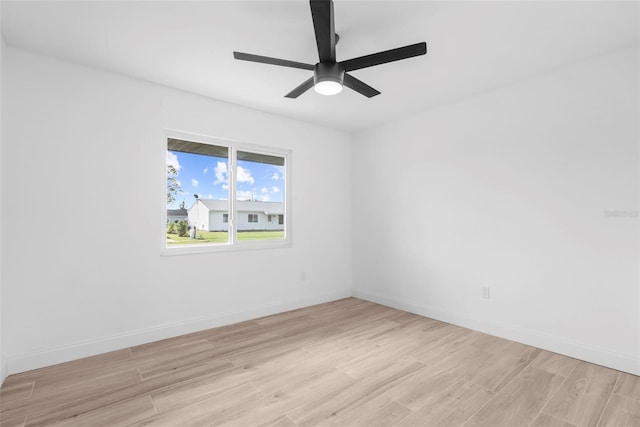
xmin=161 ymin=130 xmax=291 ymax=255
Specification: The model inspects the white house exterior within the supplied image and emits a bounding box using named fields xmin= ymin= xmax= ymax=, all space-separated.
xmin=166 ymin=208 xmax=188 ymax=223
xmin=187 ymin=199 xmax=284 ymax=232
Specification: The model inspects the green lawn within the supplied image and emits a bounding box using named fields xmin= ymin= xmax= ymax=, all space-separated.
xmin=167 ymin=230 xmax=284 ymax=245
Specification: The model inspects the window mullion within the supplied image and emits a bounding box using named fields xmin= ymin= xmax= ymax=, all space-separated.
xmin=229 ymin=146 xmax=237 ymax=245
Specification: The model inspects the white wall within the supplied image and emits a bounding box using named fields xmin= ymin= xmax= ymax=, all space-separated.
xmin=352 ymin=47 xmax=639 ymax=375
xmin=2 ymin=47 xmax=352 ymax=374
xmin=0 ymin=11 xmax=6 ymax=385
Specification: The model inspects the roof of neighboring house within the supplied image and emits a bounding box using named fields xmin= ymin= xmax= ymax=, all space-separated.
xmin=167 ymin=209 xmax=188 ymax=216
xmin=192 ymin=199 xmax=284 ymax=215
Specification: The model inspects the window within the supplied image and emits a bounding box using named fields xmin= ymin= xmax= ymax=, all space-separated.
xmin=164 ymin=131 xmax=290 ymax=254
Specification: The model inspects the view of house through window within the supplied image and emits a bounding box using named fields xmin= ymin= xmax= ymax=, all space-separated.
xmin=166 ymin=136 xmax=286 ymax=249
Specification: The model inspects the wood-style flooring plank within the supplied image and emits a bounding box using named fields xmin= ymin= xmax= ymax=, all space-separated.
xmin=286 ymin=357 xmax=425 ymax=427
xmin=149 ymin=365 xmax=253 ymax=413
xmin=248 ymin=350 xmax=339 ymax=395
xmin=466 ymin=331 xmax=515 ymax=355
xmin=7 ymin=349 xmax=133 ymax=384
xmin=215 ymin=369 xmax=354 ymax=427
xmin=542 ymin=361 xmax=619 ymax=427
xmin=613 ymin=372 xmax=640 ymax=400
xmin=1 ymin=369 xmax=142 ymax=423
xmin=397 ymin=379 xmax=493 ymax=427
xmin=0 ymin=382 xmax=33 ymax=406
xmin=337 ymin=337 xmax=425 ymax=380
xmin=9 ymin=355 xmax=237 ymax=425
xmin=383 ymin=368 xmax=463 ymax=411
xmin=138 ymin=382 xmax=264 ymax=426
xmin=0 ymin=414 xmax=26 ymax=427
xmin=136 ymin=345 xmax=233 ymax=382
xmin=326 ymin=394 xmax=411 ymax=427
xmin=49 ymin=395 xmax=157 ymax=427
xmin=408 ymin=328 xmax=477 ymax=366
xmin=30 ymin=368 xmax=141 ymax=400
xmin=530 ymin=412 xmax=576 ymax=427
xmin=466 ymin=342 xmax=541 ymax=392
xmin=597 ymin=393 xmax=640 ymax=427
xmin=203 ymin=320 xmax=265 ymax=345
xmin=463 ymin=366 xmax=564 ymax=427
xmin=531 ymin=350 xmax=579 ymax=378
xmin=262 ymin=414 xmax=298 ymax=427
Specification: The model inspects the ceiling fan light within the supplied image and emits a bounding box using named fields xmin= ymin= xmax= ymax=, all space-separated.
xmin=314 ymin=79 xmax=343 ymax=96
xmin=313 ymin=62 xmax=345 ymax=96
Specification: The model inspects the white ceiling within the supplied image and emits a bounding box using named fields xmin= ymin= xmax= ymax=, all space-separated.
xmin=2 ymin=1 xmax=638 ymax=132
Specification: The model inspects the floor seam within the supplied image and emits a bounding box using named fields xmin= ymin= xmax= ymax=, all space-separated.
xmin=148 ymin=395 xmax=159 ymax=415
xmin=26 ymin=381 xmax=36 ymax=399
xmin=527 ymin=358 xmax=582 ymax=427
xmin=460 ymin=353 xmax=539 ymax=427
xmin=527 ymin=365 xmax=577 ymax=427
xmin=595 ymin=371 xmax=620 ymax=427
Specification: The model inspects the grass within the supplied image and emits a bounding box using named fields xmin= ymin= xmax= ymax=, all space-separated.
xmin=166 ymin=230 xmax=284 ymax=245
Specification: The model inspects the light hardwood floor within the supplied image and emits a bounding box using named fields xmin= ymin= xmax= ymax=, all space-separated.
xmin=1 ymin=298 xmax=638 ymax=426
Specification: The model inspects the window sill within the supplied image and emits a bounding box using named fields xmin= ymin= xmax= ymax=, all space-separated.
xmin=161 ymin=239 xmax=292 ymax=256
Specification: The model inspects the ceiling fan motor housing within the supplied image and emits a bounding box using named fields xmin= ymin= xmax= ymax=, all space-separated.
xmin=314 ymin=62 xmax=345 ymax=87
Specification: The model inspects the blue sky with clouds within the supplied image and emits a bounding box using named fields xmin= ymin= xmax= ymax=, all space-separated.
xmin=167 ymin=150 xmax=284 ymax=209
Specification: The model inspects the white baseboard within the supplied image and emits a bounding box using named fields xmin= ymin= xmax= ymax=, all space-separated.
xmin=353 ymin=289 xmax=640 ymax=376
xmin=1 ymin=357 xmax=7 ymax=386
xmin=8 ymin=289 xmax=638 ymax=377
xmin=6 ymin=290 xmax=351 ymax=376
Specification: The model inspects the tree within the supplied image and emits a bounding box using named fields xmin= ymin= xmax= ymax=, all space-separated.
xmin=167 ymin=165 xmax=182 ymax=205
xmin=176 ymin=220 xmax=188 ymax=237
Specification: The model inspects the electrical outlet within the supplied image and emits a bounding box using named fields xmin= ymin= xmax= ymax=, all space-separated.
xmin=481 ymin=286 xmax=491 ymax=299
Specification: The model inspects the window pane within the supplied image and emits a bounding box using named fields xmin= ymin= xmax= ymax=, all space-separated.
xmin=236 ymin=151 xmax=285 ymax=241
xmin=166 ymin=139 xmax=229 ymax=246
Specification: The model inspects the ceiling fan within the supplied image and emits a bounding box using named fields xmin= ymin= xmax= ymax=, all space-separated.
xmin=233 ymin=0 xmax=427 ymax=98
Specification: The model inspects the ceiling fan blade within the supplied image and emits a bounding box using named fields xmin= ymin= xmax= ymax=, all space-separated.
xmin=285 ymin=77 xmax=315 ymax=98
xmin=310 ymin=0 xmax=336 ymax=63
xmin=233 ymin=52 xmax=314 ymax=71
xmin=340 ymin=42 xmax=427 ymax=72
xmin=343 ymin=73 xmax=381 ymax=98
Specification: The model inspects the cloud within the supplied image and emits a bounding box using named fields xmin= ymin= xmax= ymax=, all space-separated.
xmin=203 ymin=168 xmax=208 ymax=174
xmin=272 ymin=166 xmax=284 ymax=180
xmin=167 ymin=152 xmax=181 ymax=171
xmin=271 ymin=186 xmax=280 ymax=193
xmin=222 ymin=184 xmax=229 ymax=190
xmin=261 ymin=187 xmax=268 ymax=193
xmin=214 ymin=161 xmax=228 ymax=185
xmin=259 ymin=194 xmax=271 ymax=202
xmin=237 ymin=166 xmax=254 ymax=184
xmin=191 ymin=179 xmax=199 ymax=188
